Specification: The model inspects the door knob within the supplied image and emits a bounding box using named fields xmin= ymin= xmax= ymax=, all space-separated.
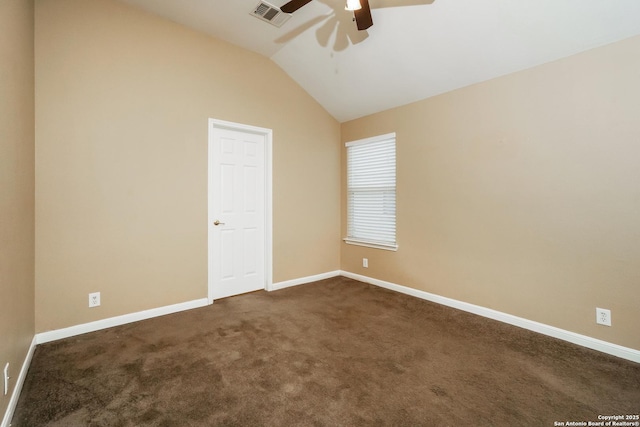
xmin=213 ymin=220 xmax=225 ymax=226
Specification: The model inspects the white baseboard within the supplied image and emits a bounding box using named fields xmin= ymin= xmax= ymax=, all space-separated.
xmin=34 ymin=269 xmax=343 ymax=346
xmin=2 ymin=336 xmax=37 ymax=427
xmin=35 ymin=270 xmax=345 ymax=345
xmin=341 ymin=271 xmax=640 ymax=364
xmin=36 ymin=298 xmax=209 ymax=345
xmin=270 ymin=270 xmax=341 ymax=292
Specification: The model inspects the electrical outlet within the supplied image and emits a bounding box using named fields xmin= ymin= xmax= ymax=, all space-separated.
xmin=89 ymin=292 xmax=101 ymax=308
xmin=596 ymin=307 xmax=611 ymax=326
xmin=4 ymin=363 xmax=9 ymax=396
xmin=363 ymin=258 xmax=368 ymax=268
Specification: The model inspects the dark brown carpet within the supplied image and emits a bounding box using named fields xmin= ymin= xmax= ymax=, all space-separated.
xmin=12 ymin=277 xmax=640 ymax=426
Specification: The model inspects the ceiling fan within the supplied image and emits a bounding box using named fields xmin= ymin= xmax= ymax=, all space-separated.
xmin=279 ymin=0 xmax=433 ymax=31
xmin=281 ymin=0 xmax=374 ymax=30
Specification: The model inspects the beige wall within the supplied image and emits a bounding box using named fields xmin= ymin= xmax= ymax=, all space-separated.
xmin=341 ymin=35 xmax=640 ymax=350
xmin=35 ymin=0 xmax=340 ymax=332
xmin=0 ymin=0 xmax=36 ymax=417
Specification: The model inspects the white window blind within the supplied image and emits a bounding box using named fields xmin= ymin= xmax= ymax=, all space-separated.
xmin=345 ymin=133 xmax=397 ymax=251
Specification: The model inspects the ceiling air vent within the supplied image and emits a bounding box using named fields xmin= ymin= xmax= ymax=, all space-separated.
xmin=251 ymin=1 xmax=291 ymax=27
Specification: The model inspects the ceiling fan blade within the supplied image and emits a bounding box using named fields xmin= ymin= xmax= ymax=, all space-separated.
xmin=280 ymin=0 xmax=313 ymax=13
xmin=372 ymin=0 xmax=434 ymax=8
xmin=354 ymin=0 xmax=373 ymax=30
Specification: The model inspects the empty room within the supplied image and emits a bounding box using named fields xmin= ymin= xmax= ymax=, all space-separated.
xmin=1 ymin=0 xmax=639 ymax=425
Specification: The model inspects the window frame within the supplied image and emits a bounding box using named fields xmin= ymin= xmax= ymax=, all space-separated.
xmin=344 ymin=132 xmax=398 ymax=252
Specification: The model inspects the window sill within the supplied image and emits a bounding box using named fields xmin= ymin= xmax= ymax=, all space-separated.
xmin=343 ymin=238 xmax=398 ymax=252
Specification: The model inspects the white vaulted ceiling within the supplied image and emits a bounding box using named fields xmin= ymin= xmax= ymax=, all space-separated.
xmin=118 ymin=0 xmax=640 ymax=122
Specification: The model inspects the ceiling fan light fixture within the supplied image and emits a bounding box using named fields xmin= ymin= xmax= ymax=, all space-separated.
xmin=345 ymin=0 xmax=362 ymax=11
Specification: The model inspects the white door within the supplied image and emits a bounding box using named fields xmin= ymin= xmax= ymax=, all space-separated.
xmin=208 ymin=120 xmax=270 ymax=301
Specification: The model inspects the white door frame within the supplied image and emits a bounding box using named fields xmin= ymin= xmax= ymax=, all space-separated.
xmin=208 ymin=118 xmax=273 ymax=304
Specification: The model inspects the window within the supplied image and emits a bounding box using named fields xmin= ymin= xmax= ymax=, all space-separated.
xmin=344 ymin=133 xmax=397 ymax=251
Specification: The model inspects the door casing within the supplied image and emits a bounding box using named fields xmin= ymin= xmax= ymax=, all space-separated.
xmin=208 ymin=118 xmax=273 ymax=303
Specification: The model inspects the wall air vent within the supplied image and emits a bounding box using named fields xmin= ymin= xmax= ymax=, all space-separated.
xmin=251 ymin=1 xmax=291 ymax=27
